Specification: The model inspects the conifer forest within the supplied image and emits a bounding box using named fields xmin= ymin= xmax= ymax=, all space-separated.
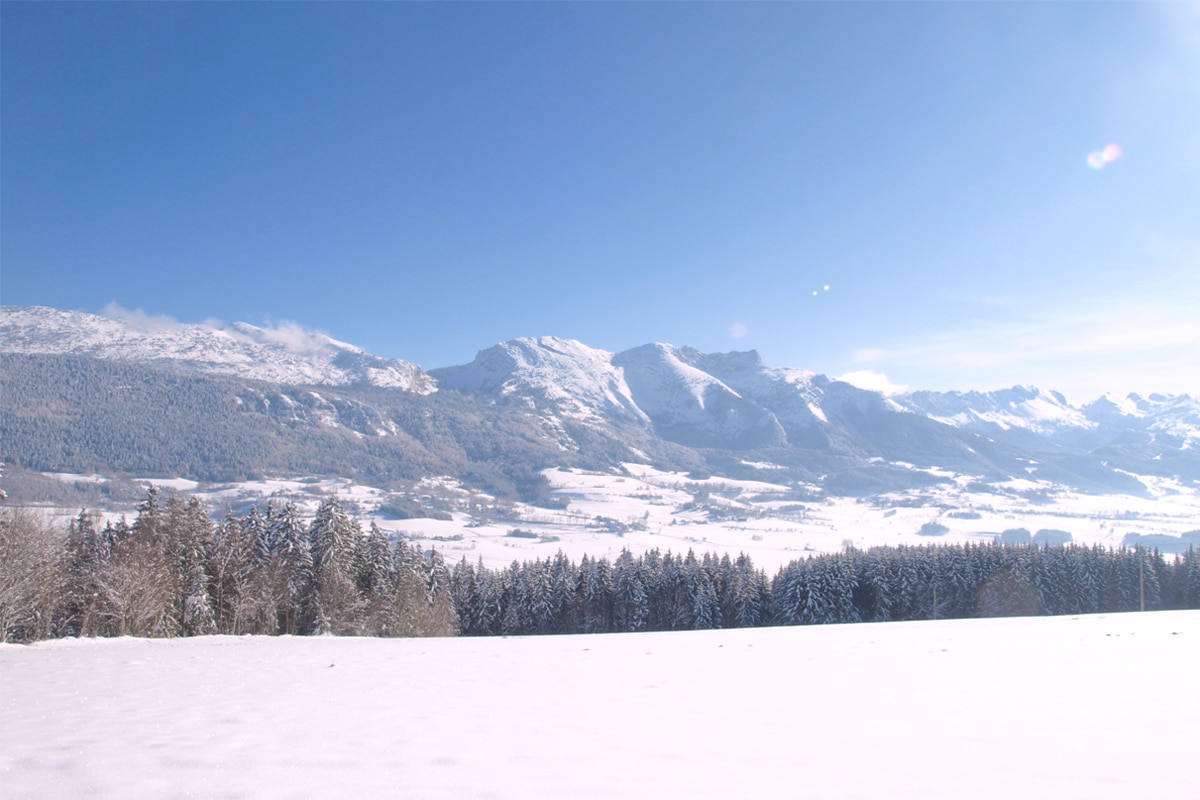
xmin=2 ymin=489 xmax=1199 ymax=644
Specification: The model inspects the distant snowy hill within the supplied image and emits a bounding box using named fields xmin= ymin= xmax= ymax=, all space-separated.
xmin=897 ymin=385 xmax=1200 ymax=447
xmin=896 ymin=385 xmax=1093 ymax=434
xmin=1082 ymin=392 xmax=1200 ymax=447
xmin=0 ymin=306 xmax=435 ymax=392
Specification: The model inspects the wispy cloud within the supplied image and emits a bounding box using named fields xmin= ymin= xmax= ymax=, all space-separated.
xmin=101 ymin=302 xmax=185 ymax=332
xmin=101 ymin=303 xmax=336 ymax=356
xmin=835 ymin=370 xmax=908 ymax=396
xmin=249 ymin=320 xmax=336 ymax=356
xmin=850 ymin=294 xmax=1200 ymax=402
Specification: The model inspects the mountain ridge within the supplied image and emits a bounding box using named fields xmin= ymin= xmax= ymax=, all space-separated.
xmin=0 ymin=305 xmax=435 ymax=393
xmin=3 ymin=304 xmax=1198 ymax=500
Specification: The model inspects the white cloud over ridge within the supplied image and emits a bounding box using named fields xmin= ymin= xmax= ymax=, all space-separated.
xmin=101 ymin=301 xmax=184 ymax=332
xmin=850 ymin=293 xmax=1200 ymax=402
xmin=835 ymin=370 xmax=909 ymax=396
xmin=247 ymin=320 xmax=340 ymax=356
xmin=101 ymin=303 xmax=339 ymax=356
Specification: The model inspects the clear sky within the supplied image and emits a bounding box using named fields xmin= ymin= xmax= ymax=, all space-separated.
xmin=3 ymin=2 xmax=1197 ymax=402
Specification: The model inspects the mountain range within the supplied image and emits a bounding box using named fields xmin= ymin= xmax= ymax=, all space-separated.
xmin=2 ymin=305 xmax=1198 ymax=504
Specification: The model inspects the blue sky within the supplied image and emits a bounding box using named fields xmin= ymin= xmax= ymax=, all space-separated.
xmin=3 ymin=2 xmax=1197 ymax=402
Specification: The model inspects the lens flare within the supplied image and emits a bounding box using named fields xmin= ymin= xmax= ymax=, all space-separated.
xmin=1087 ymin=143 xmax=1123 ymax=170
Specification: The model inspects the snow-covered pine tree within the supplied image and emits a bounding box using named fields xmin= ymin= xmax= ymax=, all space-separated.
xmin=727 ymin=553 xmax=768 ymax=628
xmin=523 ymin=558 xmax=555 ymax=635
xmin=612 ymin=549 xmax=648 ymax=632
xmin=209 ymin=511 xmax=255 ymax=634
xmin=176 ymin=497 xmax=217 ymax=636
xmin=309 ymin=496 xmax=357 ymax=577
xmin=690 ymin=566 xmax=720 ymax=630
xmin=66 ymin=509 xmax=108 ymax=636
xmin=451 ymin=556 xmax=479 ymax=635
xmin=357 ymin=522 xmax=395 ymax=597
xmin=422 ymin=548 xmax=458 ymax=636
xmin=245 ymin=506 xmax=272 ymax=565
xmin=549 ymin=550 xmax=578 ymax=634
xmin=1178 ymin=547 xmax=1200 ymax=609
xmin=267 ymin=501 xmax=313 ymax=634
xmin=131 ymin=486 xmax=163 ymax=545
xmin=308 ymin=496 xmax=362 ymax=635
xmin=238 ymin=505 xmax=282 ymax=635
xmin=389 ymin=539 xmax=429 ymax=636
xmin=470 ymin=557 xmax=504 ymax=636
xmin=577 ymin=554 xmax=614 ymax=634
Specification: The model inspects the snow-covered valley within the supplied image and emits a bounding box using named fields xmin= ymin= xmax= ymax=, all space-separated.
xmin=3 ymin=609 xmax=1196 ymax=799
xmin=37 ymin=460 xmax=1200 ymax=575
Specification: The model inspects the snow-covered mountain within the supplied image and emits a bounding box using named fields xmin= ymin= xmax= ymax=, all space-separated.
xmin=426 ymin=334 xmax=1200 ymax=492
xmin=434 ymin=338 xmax=981 ymax=466
xmin=895 ymin=385 xmax=1094 ymax=435
xmin=894 ymin=385 xmax=1200 ymax=448
xmin=430 ymin=337 xmax=646 ymax=424
xmin=0 ymin=306 xmax=435 ymax=392
xmin=3 ymin=304 xmax=1199 ymax=499
xmin=1082 ymin=392 xmax=1200 ymax=447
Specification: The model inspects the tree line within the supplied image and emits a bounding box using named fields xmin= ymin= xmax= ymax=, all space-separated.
xmin=0 ymin=488 xmax=456 ymax=643
xmin=451 ymin=534 xmax=1200 ymax=636
xmin=2 ymin=488 xmax=1199 ymax=643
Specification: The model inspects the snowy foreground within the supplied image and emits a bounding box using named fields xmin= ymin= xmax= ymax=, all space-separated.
xmin=3 ymin=611 xmax=1197 ymax=799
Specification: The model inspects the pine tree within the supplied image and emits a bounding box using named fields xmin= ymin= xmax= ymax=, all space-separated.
xmin=267 ymin=501 xmax=313 ymax=634
xmin=389 ymin=539 xmax=429 ymax=636
xmin=451 ymin=557 xmax=479 ymax=635
xmin=577 ymin=555 xmax=614 ymax=634
xmin=422 ymin=548 xmax=458 ymax=636
xmin=356 ymin=523 xmax=396 ymax=603
xmin=209 ymin=511 xmax=256 ymax=634
xmin=1179 ymin=547 xmax=1200 ymax=609
xmin=131 ymin=486 xmax=164 ymax=546
xmin=728 ymin=553 xmax=768 ymax=628
xmin=470 ymin=557 xmax=504 ymax=636
xmin=65 ymin=509 xmax=108 ymax=635
xmin=176 ymin=497 xmax=216 ymax=636
xmin=309 ymin=496 xmax=357 ymax=577
xmin=308 ymin=496 xmax=362 ymax=635
xmin=612 ymin=549 xmax=648 ymax=632
xmin=548 ymin=550 xmax=578 ymax=634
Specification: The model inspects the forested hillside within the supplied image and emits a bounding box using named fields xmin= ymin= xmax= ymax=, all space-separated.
xmin=0 ymin=354 xmax=633 ymax=502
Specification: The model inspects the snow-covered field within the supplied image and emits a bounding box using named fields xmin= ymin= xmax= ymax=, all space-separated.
xmin=2 ymin=610 xmax=1196 ymax=799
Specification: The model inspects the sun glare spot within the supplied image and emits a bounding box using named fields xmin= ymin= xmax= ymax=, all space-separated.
xmin=730 ymin=322 xmax=748 ymax=339
xmin=1087 ymin=143 xmax=1123 ymax=170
